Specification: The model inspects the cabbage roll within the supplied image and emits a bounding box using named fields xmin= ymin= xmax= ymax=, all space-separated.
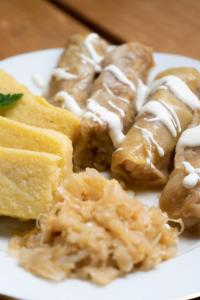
xmin=160 ymin=110 xmax=200 ymax=228
xmin=48 ymin=33 xmax=109 ymax=116
xmin=74 ymin=42 xmax=154 ymax=170
xmin=112 ymin=68 xmax=200 ymax=187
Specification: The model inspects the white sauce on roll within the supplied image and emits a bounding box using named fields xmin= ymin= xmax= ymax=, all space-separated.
xmin=160 ymin=100 xmax=181 ymax=133
xmin=104 ymin=65 xmax=136 ymax=92
xmin=103 ymin=83 xmax=129 ymax=104
xmin=177 ymin=126 xmax=200 ymax=189
xmin=84 ymin=111 xmax=103 ymax=124
xmin=86 ymin=99 xmax=125 ymax=147
xmin=52 ymin=68 xmax=78 ymax=81
xmin=182 ymin=161 xmax=200 ymax=189
xmin=177 ymin=125 xmax=200 ymax=148
xmin=135 ymin=74 xmax=200 ymax=170
xmin=80 ymin=54 xmax=102 ymax=72
xmin=148 ymin=75 xmax=200 ymax=111
xmin=55 ymin=91 xmax=83 ymax=117
xmin=139 ymin=100 xmax=181 ymax=137
xmin=107 ymin=100 xmax=125 ymax=117
xmin=84 ymin=33 xmax=103 ymax=64
xmin=134 ymin=125 xmax=164 ymax=158
xmin=135 ymin=80 xmax=148 ymax=111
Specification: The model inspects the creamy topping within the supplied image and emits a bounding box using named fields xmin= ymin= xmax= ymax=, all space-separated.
xmin=134 ymin=125 xmax=153 ymax=166
xmin=84 ymin=33 xmax=103 ymax=64
xmin=103 ymin=83 xmax=129 ymax=104
xmin=80 ymin=54 xmax=102 ymax=72
xmin=107 ymin=100 xmax=125 ymax=117
xmin=182 ymin=161 xmax=200 ymax=189
xmin=32 ymin=74 xmax=46 ymax=89
xmin=177 ymin=125 xmax=200 ymax=148
xmin=104 ymin=65 xmax=136 ymax=92
xmin=135 ymin=79 xmax=148 ymax=111
xmin=84 ymin=111 xmax=103 ymax=124
xmin=52 ymin=68 xmax=78 ymax=81
xmin=86 ymin=99 xmax=125 ymax=147
xmin=160 ymin=100 xmax=181 ymax=133
xmin=139 ymin=100 xmax=179 ymax=137
xmin=148 ymin=75 xmax=200 ymax=111
xmin=136 ymin=74 xmax=199 ymax=152
xmin=55 ymin=91 xmax=82 ymax=117
xmin=134 ymin=125 xmax=164 ymax=158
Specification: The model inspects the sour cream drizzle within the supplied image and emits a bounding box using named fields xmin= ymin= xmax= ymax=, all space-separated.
xmin=135 ymin=74 xmax=200 ymax=162
xmin=160 ymin=100 xmax=181 ymax=133
xmin=80 ymin=53 xmax=102 ymax=72
xmin=52 ymin=68 xmax=78 ymax=81
xmin=177 ymin=125 xmax=200 ymax=189
xmin=84 ymin=33 xmax=103 ymax=64
xmin=103 ymin=83 xmax=129 ymax=104
xmin=86 ymin=99 xmax=125 ymax=147
xmin=104 ymin=65 xmax=136 ymax=92
xmin=135 ymin=79 xmax=148 ymax=111
xmin=107 ymin=100 xmax=125 ymax=117
xmin=148 ymin=75 xmax=200 ymax=111
xmin=83 ymin=62 xmax=136 ymax=147
xmin=55 ymin=91 xmax=83 ymax=117
xmin=134 ymin=125 xmax=164 ymax=158
xmin=177 ymin=125 xmax=200 ymax=148
xmin=182 ymin=161 xmax=200 ymax=189
xmin=84 ymin=111 xmax=103 ymax=124
xmin=139 ymin=100 xmax=180 ymax=137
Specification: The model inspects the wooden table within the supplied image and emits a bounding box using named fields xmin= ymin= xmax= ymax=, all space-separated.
xmin=54 ymin=0 xmax=200 ymax=59
xmin=0 ymin=0 xmax=200 ymax=299
xmin=1 ymin=0 xmax=200 ymax=60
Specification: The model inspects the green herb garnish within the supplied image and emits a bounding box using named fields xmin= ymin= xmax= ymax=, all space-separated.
xmin=0 ymin=93 xmax=23 ymax=107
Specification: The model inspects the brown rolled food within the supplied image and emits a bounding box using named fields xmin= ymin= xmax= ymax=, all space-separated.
xmin=48 ymin=33 xmax=109 ymax=116
xmin=112 ymin=68 xmax=200 ymax=187
xmin=74 ymin=42 xmax=154 ymax=171
xmin=160 ymin=109 xmax=200 ymax=229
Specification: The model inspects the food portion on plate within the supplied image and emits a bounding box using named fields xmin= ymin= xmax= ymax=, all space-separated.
xmin=0 ymin=147 xmax=61 ymax=219
xmin=0 ymin=70 xmax=80 ymax=142
xmin=74 ymin=42 xmax=153 ymax=170
xmin=160 ymin=109 xmax=200 ymax=229
xmin=0 ymin=32 xmax=200 ymax=285
xmin=10 ymin=169 xmax=177 ymax=285
xmin=48 ymin=33 xmax=109 ymax=113
xmin=0 ymin=116 xmax=72 ymax=178
xmin=112 ymin=67 xmax=200 ymax=187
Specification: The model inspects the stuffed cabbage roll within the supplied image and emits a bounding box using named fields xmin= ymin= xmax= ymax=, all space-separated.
xmin=160 ymin=109 xmax=200 ymax=228
xmin=112 ymin=68 xmax=200 ymax=187
xmin=74 ymin=42 xmax=153 ymax=170
xmin=48 ymin=33 xmax=109 ymax=116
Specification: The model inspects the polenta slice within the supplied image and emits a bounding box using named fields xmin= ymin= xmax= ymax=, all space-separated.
xmin=0 ymin=116 xmax=72 ymax=177
xmin=0 ymin=70 xmax=80 ymax=143
xmin=0 ymin=147 xmax=61 ymax=219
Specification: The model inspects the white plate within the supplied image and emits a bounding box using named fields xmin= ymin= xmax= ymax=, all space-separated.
xmin=0 ymin=49 xmax=200 ymax=300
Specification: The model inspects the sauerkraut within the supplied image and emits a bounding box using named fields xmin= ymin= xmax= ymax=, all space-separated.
xmin=10 ymin=168 xmax=178 ymax=285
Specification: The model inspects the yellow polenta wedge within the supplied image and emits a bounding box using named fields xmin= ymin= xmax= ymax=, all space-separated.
xmin=0 ymin=70 xmax=80 ymax=143
xmin=0 ymin=116 xmax=72 ymax=177
xmin=0 ymin=147 xmax=61 ymax=219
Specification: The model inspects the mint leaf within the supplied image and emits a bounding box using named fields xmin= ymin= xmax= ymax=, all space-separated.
xmin=0 ymin=93 xmax=23 ymax=107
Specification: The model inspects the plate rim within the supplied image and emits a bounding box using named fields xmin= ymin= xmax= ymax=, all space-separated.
xmin=0 ymin=48 xmax=200 ymax=300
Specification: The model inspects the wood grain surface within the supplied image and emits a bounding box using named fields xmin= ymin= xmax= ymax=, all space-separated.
xmin=55 ymin=0 xmax=200 ymax=59
xmin=0 ymin=0 xmax=89 ymax=59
